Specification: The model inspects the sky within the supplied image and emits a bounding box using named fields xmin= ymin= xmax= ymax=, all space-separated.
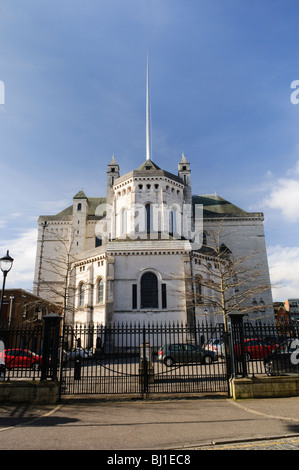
xmin=0 ymin=0 xmax=299 ymax=301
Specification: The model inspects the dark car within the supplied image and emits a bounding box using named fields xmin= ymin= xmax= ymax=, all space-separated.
xmin=234 ymin=338 xmax=278 ymax=360
xmin=264 ymin=338 xmax=299 ymax=376
xmin=158 ymin=343 xmax=217 ymax=367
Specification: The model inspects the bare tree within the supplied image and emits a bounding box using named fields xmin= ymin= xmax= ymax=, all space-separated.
xmin=184 ymin=223 xmax=274 ymax=332
xmin=36 ymin=227 xmax=91 ymax=325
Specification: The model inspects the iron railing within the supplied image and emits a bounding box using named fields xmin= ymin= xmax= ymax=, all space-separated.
xmin=0 ymin=319 xmax=298 ymax=397
xmin=230 ymin=321 xmax=299 ymax=378
xmin=0 ymin=325 xmax=44 ymax=380
xmin=60 ymin=322 xmax=228 ymax=395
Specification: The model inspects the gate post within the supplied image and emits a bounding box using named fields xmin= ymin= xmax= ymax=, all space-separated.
xmin=41 ymin=313 xmax=62 ymax=381
xmin=228 ymin=313 xmax=248 ymax=378
xmin=74 ymin=355 xmax=81 ymax=381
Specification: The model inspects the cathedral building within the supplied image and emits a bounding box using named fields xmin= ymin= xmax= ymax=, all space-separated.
xmin=33 ymin=63 xmax=274 ymax=327
xmin=33 ymin=152 xmax=273 ymax=327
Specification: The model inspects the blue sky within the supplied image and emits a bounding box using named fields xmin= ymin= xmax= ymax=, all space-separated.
xmin=1 ymin=0 xmax=299 ymax=301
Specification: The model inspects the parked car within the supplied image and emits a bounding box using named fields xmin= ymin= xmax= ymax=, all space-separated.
xmin=68 ymin=347 xmax=93 ymax=360
xmin=0 ymin=349 xmax=43 ymax=370
xmin=158 ymin=343 xmax=217 ymax=367
xmin=264 ymin=338 xmax=299 ymax=376
xmin=264 ymin=335 xmax=288 ymax=345
xmin=204 ymin=339 xmax=225 ymax=358
xmin=37 ymin=348 xmax=69 ymax=363
xmin=234 ymin=338 xmax=278 ymax=360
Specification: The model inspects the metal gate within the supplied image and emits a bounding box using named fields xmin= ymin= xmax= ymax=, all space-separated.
xmin=60 ymin=322 xmax=229 ymax=396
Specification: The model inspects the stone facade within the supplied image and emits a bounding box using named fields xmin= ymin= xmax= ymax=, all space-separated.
xmin=33 ymin=155 xmax=274 ymax=327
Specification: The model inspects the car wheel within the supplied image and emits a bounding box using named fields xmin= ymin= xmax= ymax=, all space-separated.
xmin=203 ymin=355 xmax=212 ymax=365
xmin=164 ymin=357 xmax=174 ymax=367
xmin=31 ymin=362 xmax=40 ymax=371
xmin=265 ymin=361 xmax=273 ymax=376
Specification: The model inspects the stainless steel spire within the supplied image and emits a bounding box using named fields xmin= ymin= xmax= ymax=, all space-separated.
xmin=146 ymin=55 xmax=151 ymax=161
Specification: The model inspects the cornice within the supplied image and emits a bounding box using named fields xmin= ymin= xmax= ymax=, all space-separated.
xmin=73 ymin=253 xmax=107 ymax=268
xmin=109 ymin=249 xmax=190 ymax=256
xmin=203 ymin=215 xmax=264 ymax=222
xmin=113 ymin=174 xmax=184 ymax=191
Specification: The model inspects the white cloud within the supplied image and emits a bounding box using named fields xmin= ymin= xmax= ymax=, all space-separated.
xmin=268 ymin=244 xmax=299 ymax=301
xmin=0 ymin=228 xmax=37 ymax=291
xmin=263 ymin=160 xmax=299 ymax=222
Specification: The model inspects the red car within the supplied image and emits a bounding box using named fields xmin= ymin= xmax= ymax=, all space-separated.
xmin=1 ymin=349 xmax=43 ymax=370
xmin=234 ymin=338 xmax=278 ymax=360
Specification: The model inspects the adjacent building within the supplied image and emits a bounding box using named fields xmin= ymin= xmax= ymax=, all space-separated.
xmin=284 ymin=299 xmax=299 ymax=323
xmin=0 ymin=289 xmax=62 ymax=327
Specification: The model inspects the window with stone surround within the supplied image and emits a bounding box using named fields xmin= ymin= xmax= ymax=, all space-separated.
xmin=141 ymin=272 xmax=158 ymax=308
xmin=78 ymin=282 xmax=85 ymax=307
xmin=97 ymin=278 xmax=104 ymax=304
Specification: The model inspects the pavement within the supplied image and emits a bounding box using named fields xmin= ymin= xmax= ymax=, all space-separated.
xmin=0 ymin=394 xmax=299 ymax=452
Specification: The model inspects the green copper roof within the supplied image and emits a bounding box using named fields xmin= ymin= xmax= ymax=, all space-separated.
xmin=136 ymin=160 xmax=161 ymax=171
xmin=115 ymin=159 xmax=184 ymax=186
xmin=55 ymin=197 xmax=106 ymax=217
xmin=192 ymin=194 xmax=260 ymax=217
xmin=73 ymin=189 xmax=87 ymax=199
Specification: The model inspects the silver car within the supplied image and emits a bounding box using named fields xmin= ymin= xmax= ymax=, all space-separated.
xmin=69 ymin=347 xmax=93 ymax=360
xmin=204 ymin=339 xmax=225 ymax=358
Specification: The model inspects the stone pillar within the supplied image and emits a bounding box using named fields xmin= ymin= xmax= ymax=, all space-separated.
xmin=41 ymin=313 xmax=62 ymax=381
xmin=229 ymin=313 xmax=248 ymax=378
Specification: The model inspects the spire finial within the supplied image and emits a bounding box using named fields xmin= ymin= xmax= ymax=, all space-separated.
xmin=146 ymin=54 xmax=151 ymax=161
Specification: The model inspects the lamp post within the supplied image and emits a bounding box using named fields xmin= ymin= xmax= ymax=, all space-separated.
xmin=0 ymin=250 xmax=14 ymax=326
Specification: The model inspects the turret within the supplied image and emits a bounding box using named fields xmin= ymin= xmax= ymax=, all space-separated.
xmin=72 ymin=189 xmax=88 ymax=254
xmin=107 ymin=155 xmax=120 ymax=205
xmin=178 ymin=154 xmax=192 ymax=205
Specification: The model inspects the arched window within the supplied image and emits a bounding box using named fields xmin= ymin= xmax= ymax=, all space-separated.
xmin=97 ymin=278 xmax=104 ymax=303
xmin=121 ymin=208 xmax=127 ymax=235
xmin=95 ymin=235 xmax=102 ymax=247
xmin=145 ymin=204 xmax=151 ymax=233
xmin=77 ymin=203 xmax=82 ymax=211
xmin=79 ymin=283 xmax=85 ymax=306
xmin=169 ymin=210 xmax=175 ymax=235
xmin=169 ymin=204 xmax=180 ymax=238
xmin=141 ymin=272 xmax=158 ymax=308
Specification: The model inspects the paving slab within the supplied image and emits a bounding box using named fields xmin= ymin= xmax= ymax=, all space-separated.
xmin=0 ymin=396 xmax=298 ymax=451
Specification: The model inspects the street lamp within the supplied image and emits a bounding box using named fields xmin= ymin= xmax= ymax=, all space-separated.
xmin=0 ymin=250 xmax=14 ymax=326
